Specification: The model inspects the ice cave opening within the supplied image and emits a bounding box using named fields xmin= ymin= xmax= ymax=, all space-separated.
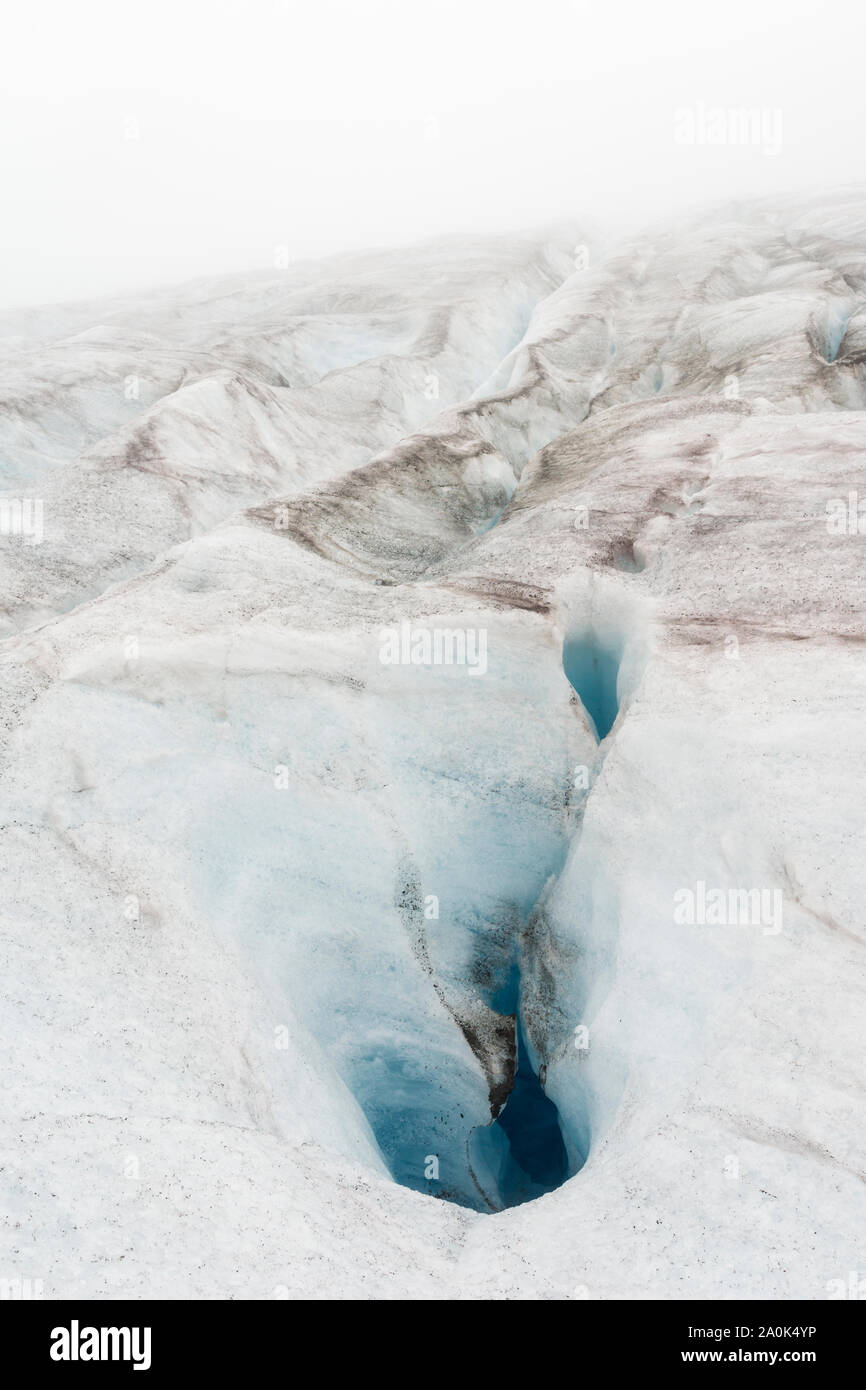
xmin=461 ymin=963 xmax=574 ymax=1211
xmin=491 ymin=1018 xmax=570 ymax=1208
xmin=562 ymin=630 xmax=622 ymax=741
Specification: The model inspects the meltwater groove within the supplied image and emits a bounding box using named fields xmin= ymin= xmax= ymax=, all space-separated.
xmin=372 ymin=626 xmax=629 ymax=1213
xmin=492 ymin=1017 xmax=570 ymax=1207
xmin=562 ymin=629 xmax=623 ymax=741
xmin=462 ymin=953 xmax=575 ymax=1211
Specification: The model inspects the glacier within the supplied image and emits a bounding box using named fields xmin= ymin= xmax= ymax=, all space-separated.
xmin=0 ymin=190 xmax=864 ymax=1298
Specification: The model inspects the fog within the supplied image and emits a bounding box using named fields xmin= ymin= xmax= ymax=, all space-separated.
xmin=1 ymin=0 xmax=863 ymax=308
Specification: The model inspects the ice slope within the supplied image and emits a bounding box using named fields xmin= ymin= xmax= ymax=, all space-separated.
xmin=0 ymin=233 xmax=577 ymax=634
xmin=0 ymin=193 xmax=864 ymax=1297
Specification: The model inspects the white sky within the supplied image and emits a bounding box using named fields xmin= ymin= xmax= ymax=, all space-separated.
xmin=1 ymin=0 xmax=863 ymax=307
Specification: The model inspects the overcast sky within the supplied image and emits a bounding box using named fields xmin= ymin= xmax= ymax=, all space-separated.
xmin=1 ymin=0 xmax=863 ymax=308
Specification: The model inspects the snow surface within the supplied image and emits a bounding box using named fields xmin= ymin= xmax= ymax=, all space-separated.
xmin=0 ymin=194 xmax=864 ymax=1298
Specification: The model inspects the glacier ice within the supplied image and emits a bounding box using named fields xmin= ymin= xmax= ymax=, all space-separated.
xmin=0 ymin=192 xmax=865 ymax=1297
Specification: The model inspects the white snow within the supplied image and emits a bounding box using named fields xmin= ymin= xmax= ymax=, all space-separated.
xmin=0 ymin=194 xmax=864 ymax=1298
